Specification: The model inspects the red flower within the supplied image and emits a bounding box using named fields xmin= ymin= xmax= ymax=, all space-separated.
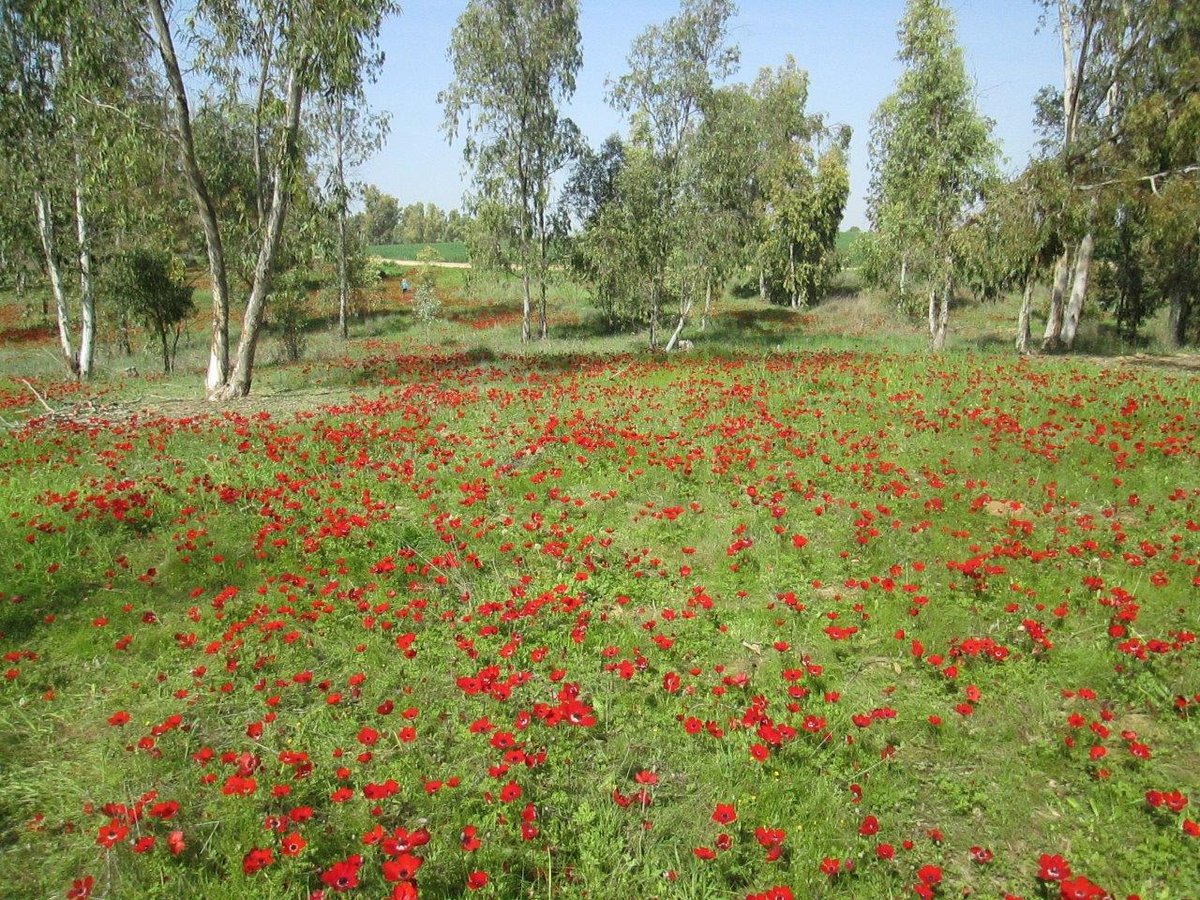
xmin=321 ymin=855 xmax=363 ymax=892
xmin=280 ymin=832 xmax=306 ymax=857
xmin=460 ymin=825 xmax=481 ymax=852
xmin=858 ymin=815 xmax=879 ymax=836
xmin=382 ymin=852 xmax=424 ymax=883
xmin=1058 ymin=875 xmax=1107 ymax=899
xmin=969 ymin=846 xmax=993 ymax=864
xmin=467 ymin=870 xmax=489 ymax=890
xmin=917 ymin=864 xmax=942 ymax=885
xmin=242 ymin=846 xmax=275 ymax=875
xmin=96 ymin=820 xmax=128 ymax=850
xmin=712 ymin=803 xmax=737 ymax=825
xmin=819 ymin=857 xmax=841 ymax=877
xmin=1038 ymin=854 xmax=1071 ymax=882
xmin=167 ymin=830 xmax=185 ymax=855
xmin=67 ymin=875 xmax=94 ymax=899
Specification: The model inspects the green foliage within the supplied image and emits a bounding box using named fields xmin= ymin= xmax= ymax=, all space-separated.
xmin=104 ymin=249 xmax=196 ymax=373
xmin=369 ymin=242 xmax=469 ymax=264
xmin=360 ymin=184 xmax=400 ymax=245
xmin=269 ymin=272 xmax=310 ymax=363
xmin=441 ymin=0 xmax=582 ymax=341
xmin=412 ymin=245 xmax=442 ymax=325
xmin=867 ymin=0 xmax=999 ymax=314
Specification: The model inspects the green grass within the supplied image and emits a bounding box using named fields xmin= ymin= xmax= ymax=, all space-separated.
xmin=0 ymin=272 xmax=1197 ymax=899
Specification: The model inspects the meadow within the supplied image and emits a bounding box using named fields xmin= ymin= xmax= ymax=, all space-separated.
xmin=0 ymin=272 xmax=1197 ymax=899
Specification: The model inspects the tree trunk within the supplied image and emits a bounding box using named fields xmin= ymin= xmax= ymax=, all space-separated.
xmin=35 ymin=191 xmax=78 ymax=375
xmin=758 ymin=267 xmax=767 ymax=302
xmin=212 ymin=66 xmax=304 ymax=400
xmin=930 ymin=275 xmax=951 ymax=351
xmin=649 ymin=279 xmax=661 ymax=350
xmin=160 ymin=329 xmax=171 ymax=374
xmin=1016 ymin=277 xmax=1034 ymax=354
xmin=788 ymin=243 xmax=798 ymax=309
xmin=1042 ymin=250 xmax=1071 ymax=351
xmin=700 ymin=277 xmax=713 ymax=331
xmin=927 ymin=284 xmax=938 ymax=339
xmin=899 ymin=253 xmax=908 ymax=301
xmin=664 ymin=280 xmax=694 ymax=353
xmin=1167 ymin=287 xmax=1190 ymax=348
xmin=147 ymin=0 xmax=231 ymax=393
xmin=1060 ymin=231 xmax=1093 ymax=351
xmin=73 ymin=153 xmax=96 ymax=381
xmin=537 ymin=207 xmax=549 ymax=340
xmin=520 ymin=268 xmax=532 ymax=344
xmin=252 ymin=24 xmax=277 ymax=230
xmin=335 ymin=96 xmax=349 ymax=340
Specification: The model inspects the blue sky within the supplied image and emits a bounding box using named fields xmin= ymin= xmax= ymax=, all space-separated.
xmin=357 ymin=1 xmax=1061 ymax=230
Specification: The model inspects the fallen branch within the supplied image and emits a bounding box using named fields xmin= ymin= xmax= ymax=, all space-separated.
xmin=20 ymin=379 xmax=55 ymax=413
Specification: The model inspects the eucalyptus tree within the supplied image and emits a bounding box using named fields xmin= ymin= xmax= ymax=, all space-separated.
xmin=441 ymin=0 xmax=582 ymax=343
xmin=956 ymin=163 xmax=1065 ymax=353
xmin=144 ymin=0 xmax=397 ymax=399
xmin=1 ymin=0 xmax=144 ymax=380
xmin=607 ymin=0 xmax=739 ymax=349
xmin=1098 ymin=0 xmax=1199 ymax=347
xmin=360 ymin=185 xmax=400 ymax=244
xmin=311 ymin=92 xmax=388 ymax=338
xmin=683 ymin=84 xmax=757 ymax=337
xmin=868 ymin=0 xmax=998 ymax=350
xmin=748 ymin=59 xmax=850 ymax=310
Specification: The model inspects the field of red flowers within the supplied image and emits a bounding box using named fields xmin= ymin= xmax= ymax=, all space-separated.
xmin=0 ymin=347 xmax=1196 ymax=899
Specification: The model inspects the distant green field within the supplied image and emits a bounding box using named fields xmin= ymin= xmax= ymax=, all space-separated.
xmin=837 ymin=227 xmax=868 ymax=266
xmin=369 ymin=242 xmax=469 ymax=263
xmin=836 ymin=227 xmax=866 ymax=252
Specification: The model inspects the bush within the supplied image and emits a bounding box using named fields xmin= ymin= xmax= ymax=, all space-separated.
xmin=105 ymin=249 xmax=195 ymax=373
xmin=271 ymin=273 xmax=309 ymax=362
xmin=412 ymin=246 xmax=442 ymax=326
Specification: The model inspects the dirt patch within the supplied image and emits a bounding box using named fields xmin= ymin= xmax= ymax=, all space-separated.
xmin=1105 ymin=354 xmax=1200 ymax=374
xmin=982 ymin=499 xmax=1025 ymax=517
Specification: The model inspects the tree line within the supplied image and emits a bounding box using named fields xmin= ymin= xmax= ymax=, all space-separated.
xmin=863 ymin=0 xmax=1199 ymax=352
xmin=1 ymin=0 xmax=1196 ymax=400
xmin=357 ymin=189 xmax=471 ymax=247
xmin=1 ymin=0 xmax=395 ymax=397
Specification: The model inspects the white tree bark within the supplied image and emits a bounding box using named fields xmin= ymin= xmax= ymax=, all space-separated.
xmin=930 ymin=275 xmax=950 ymax=351
xmin=1016 ymin=277 xmax=1034 ymax=354
xmin=1042 ymin=250 xmax=1072 ymax=351
xmin=664 ymin=283 xmax=695 ymax=353
xmin=213 ymin=66 xmax=305 ymax=400
xmin=35 ymin=191 xmax=77 ymax=375
xmin=73 ymin=154 xmax=95 ymax=381
xmin=334 ymin=94 xmax=349 ymax=340
xmin=520 ymin=269 xmax=533 ymax=344
xmin=1060 ymin=231 xmax=1094 ymax=350
xmin=146 ymin=0 xmax=232 ymax=393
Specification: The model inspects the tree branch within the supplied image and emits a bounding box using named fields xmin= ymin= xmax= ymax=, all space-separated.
xmin=1075 ymin=165 xmax=1200 ymax=193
